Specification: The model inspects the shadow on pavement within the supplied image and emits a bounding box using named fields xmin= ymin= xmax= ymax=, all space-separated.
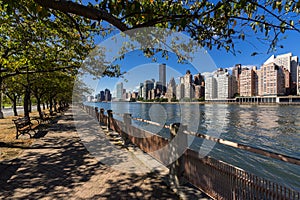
xmin=0 ymin=109 xmax=179 ymax=199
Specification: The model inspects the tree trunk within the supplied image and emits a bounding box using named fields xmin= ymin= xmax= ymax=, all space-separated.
xmin=54 ymin=99 xmax=57 ymax=112
xmin=24 ymin=87 xmax=30 ymax=117
xmin=42 ymin=103 xmax=45 ymax=110
xmin=13 ymin=97 xmax=18 ymax=116
xmin=29 ymin=98 xmax=32 ymax=113
xmin=24 ymin=68 xmax=31 ymax=117
xmin=0 ymin=77 xmax=4 ymax=119
xmin=49 ymin=98 xmax=53 ymax=111
xmin=37 ymin=97 xmax=42 ymax=118
xmin=5 ymin=92 xmax=18 ymax=116
xmin=12 ymin=95 xmax=18 ymax=116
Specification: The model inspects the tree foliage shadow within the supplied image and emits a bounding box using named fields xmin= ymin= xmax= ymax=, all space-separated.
xmin=0 ymin=111 xmax=180 ymax=200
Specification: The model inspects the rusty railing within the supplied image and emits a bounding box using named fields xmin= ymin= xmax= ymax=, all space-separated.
xmin=81 ymin=105 xmax=300 ymax=200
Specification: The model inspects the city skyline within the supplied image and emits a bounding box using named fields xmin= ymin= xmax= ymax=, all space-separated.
xmin=90 ymin=50 xmax=300 ymax=98
xmin=93 ymin=52 xmax=300 ymax=101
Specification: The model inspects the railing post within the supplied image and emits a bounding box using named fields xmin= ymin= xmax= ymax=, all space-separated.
xmin=169 ymin=122 xmax=181 ymax=139
xmin=99 ymin=108 xmax=104 ymax=124
xmin=123 ymin=113 xmax=132 ymax=125
xmin=95 ymin=107 xmax=99 ymax=120
xmin=122 ymin=113 xmax=132 ymax=144
xmin=107 ymin=110 xmax=113 ymax=130
xmin=168 ymin=123 xmax=188 ymax=194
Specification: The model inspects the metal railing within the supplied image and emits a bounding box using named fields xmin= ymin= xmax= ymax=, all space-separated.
xmin=82 ymin=105 xmax=300 ymax=200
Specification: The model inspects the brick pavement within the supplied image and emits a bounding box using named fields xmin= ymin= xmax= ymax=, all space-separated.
xmin=0 ymin=106 xmax=211 ymax=200
xmin=0 ymin=107 xmax=179 ymax=200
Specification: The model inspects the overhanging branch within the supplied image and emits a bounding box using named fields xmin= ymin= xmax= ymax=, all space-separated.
xmin=34 ymin=0 xmax=128 ymax=32
xmin=2 ymin=65 xmax=79 ymax=80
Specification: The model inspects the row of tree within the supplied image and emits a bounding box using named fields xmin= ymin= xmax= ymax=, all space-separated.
xmin=0 ymin=0 xmax=100 ymax=118
xmin=1 ymin=0 xmax=299 ymax=118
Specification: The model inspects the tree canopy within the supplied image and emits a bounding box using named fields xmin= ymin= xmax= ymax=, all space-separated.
xmin=0 ymin=0 xmax=101 ymax=117
xmin=32 ymin=0 xmax=300 ymax=54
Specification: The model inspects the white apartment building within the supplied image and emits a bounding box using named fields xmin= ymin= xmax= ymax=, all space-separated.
xmin=205 ymin=76 xmax=217 ymax=100
xmin=205 ymin=68 xmax=234 ymax=100
xmin=264 ymin=53 xmax=298 ymax=83
xmin=217 ymin=72 xmax=232 ymax=99
xmin=176 ymin=83 xmax=184 ymax=100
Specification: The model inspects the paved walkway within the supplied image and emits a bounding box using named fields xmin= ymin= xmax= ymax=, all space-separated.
xmin=0 ymin=107 xmax=209 ymax=200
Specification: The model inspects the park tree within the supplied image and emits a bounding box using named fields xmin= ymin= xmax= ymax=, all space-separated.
xmin=30 ymin=71 xmax=75 ymax=118
xmin=0 ymin=0 xmax=104 ymax=118
xmin=3 ymin=76 xmax=24 ymax=116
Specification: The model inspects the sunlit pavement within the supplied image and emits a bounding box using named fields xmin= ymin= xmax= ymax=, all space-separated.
xmin=0 ymin=106 xmax=181 ymax=199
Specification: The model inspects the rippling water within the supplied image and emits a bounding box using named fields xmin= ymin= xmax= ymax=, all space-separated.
xmin=85 ymin=102 xmax=300 ymax=191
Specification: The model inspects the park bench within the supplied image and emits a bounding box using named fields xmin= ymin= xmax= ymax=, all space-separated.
xmin=40 ymin=111 xmax=51 ymax=123
xmin=57 ymin=106 xmax=68 ymax=114
xmin=12 ymin=116 xmax=40 ymax=139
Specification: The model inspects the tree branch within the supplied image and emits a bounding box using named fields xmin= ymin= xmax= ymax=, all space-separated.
xmin=229 ymin=16 xmax=300 ymax=32
xmin=2 ymin=65 xmax=79 ymax=80
xmin=34 ymin=0 xmax=129 ymax=32
xmin=249 ymin=0 xmax=300 ymax=32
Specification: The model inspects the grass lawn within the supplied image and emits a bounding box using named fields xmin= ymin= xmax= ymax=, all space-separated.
xmin=0 ymin=111 xmax=43 ymax=161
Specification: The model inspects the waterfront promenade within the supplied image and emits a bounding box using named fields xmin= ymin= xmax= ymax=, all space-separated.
xmin=0 ymin=106 xmax=209 ymax=199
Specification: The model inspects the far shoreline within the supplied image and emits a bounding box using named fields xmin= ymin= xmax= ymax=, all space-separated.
xmin=88 ymin=101 xmax=300 ymax=105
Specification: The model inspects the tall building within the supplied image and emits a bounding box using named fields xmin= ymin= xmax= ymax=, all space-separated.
xmin=216 ymin=69 xmax=234 ymax=99
xmin=264 ymin=53 xmax=298 ymax=94
xmin=205 ymin=76 xmax=217 ymax=100
xmin=194 ymin=73 xmax=204 ymax=86
xmin=122 ymin=89 xmax=127 ymax=100
xmin=100 ymin=91 xmax=105 ymax=101
xmin=257 ymin=63 xmax=285 ymax=96
xmin=142 ymin=80 xmax=154 ymax=100
xmin=205 ymin=68 xmax=234 ymax=100
xmin=193 ymin=73 xmax=205 ymax=99
xmin=95 ymin=91 xmax=105 ymax=101
xmin=131 ymin=92 xmax=138 ymax=99
xmin=159 ymin=63 xmax=166 ymax=94
xmin=194 ymin=85 xmax=204 ymax=99
xmin=116 ymin=82 xmax=123 ymax=100
xmin=176 ymin=83 xmax=184 ymax=100
xmin=138 ymin=83 xmax=144 ymax=98
xmin=232 ymin=64 xmax=242 ymax=95
xmin=154 ymin=81 xmax=163 ymax=97
xmin=104 ymin=89 xmax=112 ymax=101
xmin=165 ymin=77 xmax=176 ymax=101
xmin=291 ymin=56 xmax=298 ymax=83
xmin=239 ymin=67 xmax=258 ymax=97
xmin=283 ymin=68 xmax=291 ymax=94
xmin=183 ymin=70 xmax=193 ymax=99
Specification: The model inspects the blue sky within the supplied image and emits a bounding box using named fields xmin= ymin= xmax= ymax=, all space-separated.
xmin=85 ymin=28 xmax=300 ymax=96
xmin=79 ymin=1 xmax=300 ymax=96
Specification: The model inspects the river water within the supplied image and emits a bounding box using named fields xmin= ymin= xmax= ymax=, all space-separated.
xmin=84 ymin=102 xmax=300 ymax=191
